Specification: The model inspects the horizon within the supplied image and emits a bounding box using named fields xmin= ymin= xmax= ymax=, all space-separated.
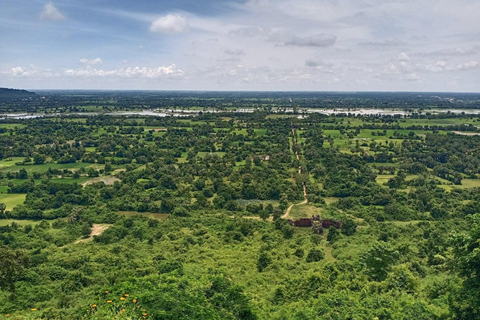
xmin=21 ymin=89 xmax=480 ymax=95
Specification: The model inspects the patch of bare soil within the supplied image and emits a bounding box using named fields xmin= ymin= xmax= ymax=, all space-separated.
xmin=82 ymin=176 xmax=121 ymax=187
xmin=75 ymin=224 xmax=110 ymax=244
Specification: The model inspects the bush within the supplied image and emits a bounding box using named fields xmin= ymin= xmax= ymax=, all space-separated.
xmin=257 ymin=252 xmax=272 ymax=272
xmin=306 ymin=249 xmax=324 ymax=263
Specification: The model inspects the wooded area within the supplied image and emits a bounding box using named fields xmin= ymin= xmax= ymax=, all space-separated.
xmin=0 ymin=91 xmax=480 ymax=319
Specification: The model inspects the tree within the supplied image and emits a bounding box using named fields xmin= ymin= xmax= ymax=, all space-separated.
xmin=451 ymin=214 xmax=480 ymax=319
xmin=259 ymin=210 xmax=270 ymax=221
xmin=33 ymin=154 xmax=46 ymax=165
xmin=306 ymin=249 xmax=324 ymax=262
xmin=0 ymin=247 xmax=28 ymax=293
xmin=17 ymin=168 xmax=28 ymax=179
xmin=327 ymin=227 xmax=339 ymax=243
xmin=341 ymin=218 xmax=357 ymax=236
xmin=104 ymin=162 xmax=112 ymax=173
xmin=0 ymin=203 xmax=6 ymax=217
xmin=257 ymin=251 xmax=271 ymax=272
xmin=361 ymin=242 xmax=399 ymax=281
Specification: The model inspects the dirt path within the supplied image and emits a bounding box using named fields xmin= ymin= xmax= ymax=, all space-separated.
xmin=283 ymin=124 xmax=308 ymax=219
xmin=281 ymin=198 xmax=307 ymax=219
xmin=75 ymin=224 xmax=110 ymax=244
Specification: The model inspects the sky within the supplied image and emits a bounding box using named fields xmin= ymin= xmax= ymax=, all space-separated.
xmin=0 ymin=0 xmax=479 ymax=92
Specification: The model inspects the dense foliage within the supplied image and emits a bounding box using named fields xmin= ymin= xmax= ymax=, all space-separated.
xmin=0 ymin=96 xmax=480 ymax=319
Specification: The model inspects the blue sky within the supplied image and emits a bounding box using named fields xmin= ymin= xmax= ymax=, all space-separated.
xmin=1 ymin=0 xmax=480 ymax=91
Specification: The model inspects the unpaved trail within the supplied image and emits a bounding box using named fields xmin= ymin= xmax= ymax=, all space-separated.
xmin=281 ymin=198 xmax=307 ymax=219
xmin=75 ymin=224 xmax=110 ymax=244
xmin=283 ymin=124 xmax=308 ymax=219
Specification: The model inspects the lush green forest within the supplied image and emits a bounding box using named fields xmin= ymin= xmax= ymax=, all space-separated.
xmin=1 ymin=96 xmax=480 ymax=319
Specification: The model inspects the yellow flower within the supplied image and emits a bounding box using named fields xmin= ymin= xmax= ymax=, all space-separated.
xmin=6 ymin=314 xmax=10 ymax=317
xmin=133 ymin=299 xmax=137 ymax=303
xmin=107 ymin=300 xmax=112 ymax=303
xmin=143 ymin=313 xmax=148 ymax=316
xmin=124 ymin=294 xmax=129 ymax=297
xmin=92 ymin=304 xmax=97 ymax=308
xmin=120 ymin=297 xmax=126 ymax=301
xmin=104 ymin=290 xmax=109 ymax=293
xmin=31 ymin=308 xmax=37 ymax=311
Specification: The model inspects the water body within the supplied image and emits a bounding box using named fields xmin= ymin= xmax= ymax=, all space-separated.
xmin=1 ymin=107 xmax=480 ymax=120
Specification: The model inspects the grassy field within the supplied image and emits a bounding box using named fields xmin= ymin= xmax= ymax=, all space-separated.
xmin=0 ymin=219 xmax=41 ymax=227
xmin=289 ymin=203 xmax=322 ymax=219
xmin=0 ymin=193 xmax=27 ymax=210
xmin=439 ymin=179 xmax=480 ymax=191
xmin=0 ymin=157 xmax=25 ymax=169
xmin=118 ymin=211 xmax=169 ymax=220
xmin=0 ymin=162 xmax=99 ymax=173
xmin=0 ymin=124 xmax=26 ymax=129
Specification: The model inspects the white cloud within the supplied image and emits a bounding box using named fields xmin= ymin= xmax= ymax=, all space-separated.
xmin=40 ymin=2 xmax=65 ymax=21
xmin=404 ymin=73 xmax=421 ymax=81
xmin=230 ymin=27 xmax=267 ymax=37
xmin=358 ymin=40 xmax=408 ymax=47
xmin=422 ymin=60 xmax=478 ymax=73
xmin=283 ymin=33 xmax=337 ymax=47
xmin=150 ymin=14 xmax=188 ymax=34
xmin=414 ymin=48 xmax=475 ymax=57
xmin=79 ymin=58 xmax=103 ymax=65
xmin=398 ymin=53 xmax=410 ymax=61
xmin=65 ymin=65 xmax=184 ymax=78
xmin=455 ymin=61 xmax=479 ymax=71
xmin=230 ymin=27 xmax=337 ymax=47
xmin=225 ymin=49 xmax=245 ymax=56
xmin=2 ymin=66 xmax=58 ymax=78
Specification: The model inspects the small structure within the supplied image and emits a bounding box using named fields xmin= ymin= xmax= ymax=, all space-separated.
xmin=290 ymin=218 xmax=313 ymax=227
xmin=288 ymin=215 xmax=342 ymax=234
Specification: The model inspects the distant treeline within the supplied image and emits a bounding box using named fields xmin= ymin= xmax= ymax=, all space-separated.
xmin=0 ymin=87 xmax=36 ymax=99
xmin=1 ymin=90 xmax=480 ymax=112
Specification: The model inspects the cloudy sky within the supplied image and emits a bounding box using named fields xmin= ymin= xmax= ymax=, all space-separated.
xmin=1 ymin=0 xmax=479 ymax=91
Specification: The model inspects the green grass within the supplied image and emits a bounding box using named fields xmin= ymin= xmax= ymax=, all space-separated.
xmin=0 ymin=123 xmax=26 ymax=129
xmin=118 ymin=211 xmax=169 ymax=220
xmin=197 ymin=152 xmax=226 ymax=158
xmin=375 ymin=174 xmax=418 ymax=185
xmin=0 ymin=193 xmax=27 ymax=210
xmin=0 ymin=219 xmax=42 ymax=226
xmin=324 ymin=197 xmax=339 ymax=205
xmin=289 ymin=204 xmax=322 ymax=219
xmin=0 ymin=162 xmax=94 ymax=173
xmin=439 ymin=179 xmax=480 ymax=190
xmin=0 ymin=157 xmax=25 ymax=169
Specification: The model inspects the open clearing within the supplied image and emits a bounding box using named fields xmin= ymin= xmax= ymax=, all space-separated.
xmin=118 ymin=211 xmax=169 ymax=220
xmin=82 ymin=176 xmax=121 ymax=186
xmin=75 ymin=224 xmax=111 ymax=243
xmin=0 ymin=193 xmax=26 ymax=210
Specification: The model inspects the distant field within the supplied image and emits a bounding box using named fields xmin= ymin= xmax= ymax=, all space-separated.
xmin=0 ymin=193 xmax=27 ymax=210
xmin=439 ymin=179 xmax=480 ymax=191
xmin=118 ymin=211 xmax=169 ymax=220
xmin=0 ymin=157 xmax=25 ymax=169
xmin=0 ymin=124 xmax=26 ymax=129
xmin=376 ymin=174 xmax=418 ymax=185
xmin=0 ymin=219 xmax=41 ymax=227
xmin=0 ymin=162 xmax=99 ymax=173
